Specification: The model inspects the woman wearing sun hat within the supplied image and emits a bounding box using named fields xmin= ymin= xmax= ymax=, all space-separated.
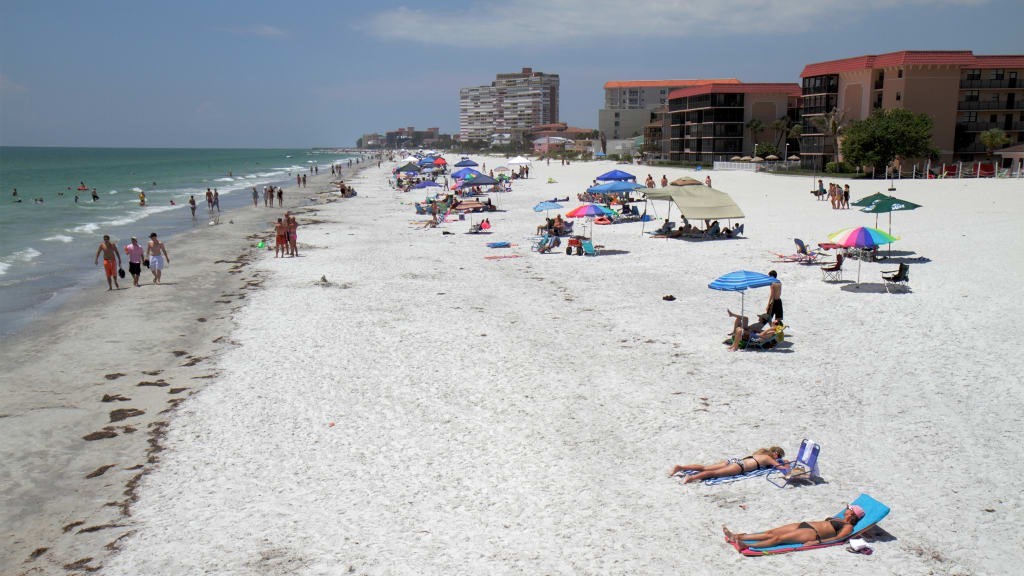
xmin=723 ymin=504 xmax=865 ymax=552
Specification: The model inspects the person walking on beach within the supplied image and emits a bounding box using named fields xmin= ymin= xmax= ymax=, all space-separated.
xmin=188 ymin=195 xmax=197 ymax=219
xmin=301 ymin=174 xmax=307 ymax=187
xmin=146 ymin=233 xmax=170 ymax=285
xmin=765 ymin=270 xmax=783 ymax=323
xmin=252 ymin=186 xmax=259 ymax=207
xmin=277 ymin=187 xmax=284 ymax=206
xmin=205 ymin=188 xmax=213 ymax=213
xmin=212 ymin=189 xmax=221 ymax=213
xmin=94 ymin=235 xmax=122 ymax=290
xmin=124 ymin=236 xmax=145 ymax=287
xmin=288 ymin=214 xmax=299 ymax=257
xmin=264 ymin=186 xmax=272 ymax=207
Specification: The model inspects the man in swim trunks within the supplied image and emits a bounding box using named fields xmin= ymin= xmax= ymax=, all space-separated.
xmin=94 ymin=234 xmax=122 ymax=290
xmin=124 ymin=236 xmax=145 ymax=287
xmin=145 ymin=232 xmax=170 ymax=284
xmin=765 ymin=270 xmax=783 ymax=323
xmin=287 ymin=214 xmax=298 ymax=257
xmin=274 ymin=218 xmax=287 ymax=258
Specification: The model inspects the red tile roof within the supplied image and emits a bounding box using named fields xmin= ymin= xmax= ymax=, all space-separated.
xmin=604 ymin=78 xmax=740 ymax=89
xmin=801 ymin=51 xmax=1024 ymax=77
xmin=667 ymin=83 xmax=801 ymax=100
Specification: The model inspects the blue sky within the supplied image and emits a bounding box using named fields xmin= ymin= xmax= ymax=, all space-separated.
xmin=1 ymin=0 xmax=1021 ymax=148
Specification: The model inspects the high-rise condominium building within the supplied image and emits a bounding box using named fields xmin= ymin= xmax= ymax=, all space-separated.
xmin=599 ymin=79 xmax=740 ymax=140
xmin=459 ymin=68 xmax=560 ymax=142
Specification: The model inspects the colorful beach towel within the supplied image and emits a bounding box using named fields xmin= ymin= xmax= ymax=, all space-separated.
xmin=486 ymin=241 xmax=511 ymax=248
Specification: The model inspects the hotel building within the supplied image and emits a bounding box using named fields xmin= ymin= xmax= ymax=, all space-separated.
xmin=599 ymin=79 xmax=740 ymax=140
xmin=459 ymin=67 xmax=560 ymax=142
xmin=666 ymin=83 xmax=801 ymax=164
xmin=799 ymin=50 xmax=1024 ymax=167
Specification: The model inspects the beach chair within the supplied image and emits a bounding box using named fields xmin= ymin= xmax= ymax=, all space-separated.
xmin=732 ymin=493 xmax=891 ymax=556
xmin=581 ymin=239 xmax=598 ymax=256
xmin=766 ymin=439 xmax=821 ymax=488
xmin=821 ymin=254 xmax=844 ymax=282
xmin=882 ymin=263 xmax=910 ymax=292
xmin=531 ymin=235 xmax=551 ymax=252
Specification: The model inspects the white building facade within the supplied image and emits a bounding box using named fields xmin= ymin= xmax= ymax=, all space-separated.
xmin=459 ymin=67 xmax=560 ymax=142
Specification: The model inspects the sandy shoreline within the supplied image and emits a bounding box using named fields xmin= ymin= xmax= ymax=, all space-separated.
xmin=0 ymin=159 xmax=369 ymax=575
xmin=6 ymin=154 xmax=1024 ymax=575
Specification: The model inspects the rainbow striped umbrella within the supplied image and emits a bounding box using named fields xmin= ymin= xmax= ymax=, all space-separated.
xmin=828 ymin=226 xmax=899 ymax=285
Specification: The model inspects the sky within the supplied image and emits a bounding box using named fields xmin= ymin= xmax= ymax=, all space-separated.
xmin=1 ymin=0 xmax=1022 ymax=148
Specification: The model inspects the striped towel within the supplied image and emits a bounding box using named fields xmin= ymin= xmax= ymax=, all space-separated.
xmin=675 ymin=466 xmax=776 ymax=486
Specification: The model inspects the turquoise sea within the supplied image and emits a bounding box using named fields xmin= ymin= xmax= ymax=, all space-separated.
xmin=0 ymin=147 xmax=354 ymax=339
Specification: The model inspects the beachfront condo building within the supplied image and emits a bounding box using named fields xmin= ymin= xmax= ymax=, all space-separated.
xmin=459 ymin=67 xmax=560 ymax=144
xmin=666 ymin=83 xmax=801 ymax=164
xmin=799 ymin=50 xmax=1024 ymax=168
xmin=598 ymin=79 xmax=740 ymax=140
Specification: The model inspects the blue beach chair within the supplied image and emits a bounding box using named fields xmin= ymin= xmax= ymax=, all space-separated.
xmin=581 ymin=239 xmax=598 ymax=256
xmin=767 ymin=439 xmax=821 ymax=488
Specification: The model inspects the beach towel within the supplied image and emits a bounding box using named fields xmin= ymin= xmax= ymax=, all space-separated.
xmin=731 ymin=493 xmax=890 ymax=556
xmin=486 ymin=241 xmax=511 ymax=248
xmin=676 ymin=466 xmax=776 ymax=486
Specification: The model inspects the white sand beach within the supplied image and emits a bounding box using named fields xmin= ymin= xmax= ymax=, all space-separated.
xmin=7 ymin=157 xmax=1024 ymax=574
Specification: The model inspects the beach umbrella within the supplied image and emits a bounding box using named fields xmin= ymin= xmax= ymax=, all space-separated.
xmin=752 ymin=156 xmax=765 ymax=163
xmin=508 ymin=156 xmax=532 ymax=166
xmin=828 ymin=226 xmax=900 ymax=284
xmin=765 ymin=155 xmax=779 ymax=161
xmin=454 ymin=159 xmax=478 ymax=167
xmin=400 ymin=155 xmax=419 ymax=163
xmin=566 ymin=203 xmax=616 ymax=241
xmin=850 ymin=192 xmax=890 ymax=208
xmin=859 ymin=195 xmax=921 ymax=255
xmin=413 ymin=181 xmax=441 ymax=189
xmin=493 ymin=166 xmax=510 ymax=172
xmin=730 ymin=156 xmax=743 ymax=161
xmin=433 ymin=157 xmax=447 ymax=165
xmin=451 ymin=167 xmax=483 ymax=179
xmin=740 ymin=156 xmax=752 ymax=161
xmin=418 ymin=157 xmax=437 ymax=166
xmin=788 ymin=155 xmax=801 ymax=161
xmin=396 ymin=162 xmax=420 ymax=173
xmin=587 ymin=181 xmax=644 ymax=193
xmin=458 ymin=175 xmax=499 ymax=189
xmin=595 ymin=169 xmax=637 ymax=182
xmin=708 ymin=270 xmax=780 ymax=318
xmin=533 ymin=201 xmax=562 ymax=217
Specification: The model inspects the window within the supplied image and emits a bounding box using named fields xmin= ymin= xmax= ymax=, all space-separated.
xmin=965 ymin=90 xmax=980 ymax=102
xmin=990 ymin=115 xmax=997 ymax=123
xmin=991 ymin=69 xmax=1005 ymax=80
xmin=897 ymin=69 xmax=904 ymax=79
xmin=966 ymin=69 xmax=981 ymax=81
xmin=961 ymin=112 xmax=977 ymax=122
xmin=896 ymin=91 xmax=902 ymax=102
xmin=614 ymin=121 xmax=619 ymax=127
xmin=614 ymin=112 xmax=620 ymax=118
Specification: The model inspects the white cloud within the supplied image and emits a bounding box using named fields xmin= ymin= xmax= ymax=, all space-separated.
xmin=0 ymin=74 xmax=27 ymax=94
xmin=362 ymin=0 xmax=987 ymax=47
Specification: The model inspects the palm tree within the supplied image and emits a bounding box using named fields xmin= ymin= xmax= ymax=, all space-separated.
xmin=979 ymin=128 xmax=1011 ymax=160
xmin=811 ymin=108 xmax=847 ymax=164
xmin=746 ymin=118 xmax=765 ymax=155
xmin=771 ymin=117 xmax=792 ymax=151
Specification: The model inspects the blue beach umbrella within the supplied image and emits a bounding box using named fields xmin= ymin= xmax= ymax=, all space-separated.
xmin=418 ymin=157 xmax=437 ymax=166
xmin=533 ymin=201 xmax=563 ymax=217
xmin=454 ymin=159 xmax=479 ymax=167
xmin=708 ymin=270 xmax=780 ymax=317
xmin=458 ymin=175 xmax=499 ymax=188
xmin=413 ymin=181 xmax=441 ymax=189
xmin=596 ymin=169 xmax=637 ymax=182
xmin=452 ymin=167 xmax=483 ymax=180
xmin=587 ymin=181 xmax=644 ymax=193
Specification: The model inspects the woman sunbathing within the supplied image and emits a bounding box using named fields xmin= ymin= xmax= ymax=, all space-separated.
xmin=723 ymin=504 xmax=865 ymax=551
xmin=670 ymin=446 xmax=786 ymax=483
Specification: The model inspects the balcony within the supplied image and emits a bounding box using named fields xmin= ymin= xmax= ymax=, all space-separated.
xmin=873 ymin=81 xmax=884 ymax=90
xmin=958 ymin=101 xmax=1024 ymax=111
xmin=960 ymin=79 xmax=1019 ymax=89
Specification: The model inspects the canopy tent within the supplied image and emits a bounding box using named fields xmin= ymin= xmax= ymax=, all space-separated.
xmin=412 ymin=181 xmax=441 ymax=189
xmin=417 ymin=157 xmax=437 ymax=166
xmin=432 ymin=157 xmax=448 ymax=166
xmin=454 ymin=158 xmax=478 ymax=167
xmin=596 ymin=169 xmax=637 ymax=182
xmin=708 ymin=270 xmax=780 ymax=318
xmin=643 ymin=185 xmax=745 ymax=220
xmin=458 ymin=175 xmax=499 ymax=188
xmin=400 ymin=155 xmax=419 ymax=164
xmin=396 ymin=163 xmax=420 ymax=173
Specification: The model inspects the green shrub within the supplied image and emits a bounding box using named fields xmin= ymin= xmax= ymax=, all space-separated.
xmin=825 ymin=160 xmax=851 ymax=173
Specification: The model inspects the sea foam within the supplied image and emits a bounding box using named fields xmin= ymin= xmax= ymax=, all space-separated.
xmin=43 ymin=235 xmax=74 ymax=243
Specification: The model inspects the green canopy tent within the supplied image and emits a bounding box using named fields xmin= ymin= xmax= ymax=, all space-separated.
xmin=641 ymin=178 xmax=744 ymax=235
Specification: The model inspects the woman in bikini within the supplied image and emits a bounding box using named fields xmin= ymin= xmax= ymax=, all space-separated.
xmin=723 ymin=504 xmax=864 ymax=552
xmin=669 ymin=446 xmax=786 ymax=483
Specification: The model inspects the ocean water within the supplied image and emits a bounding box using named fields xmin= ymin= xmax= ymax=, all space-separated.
xmin=0 ymin=146 xmax=354 ymax=339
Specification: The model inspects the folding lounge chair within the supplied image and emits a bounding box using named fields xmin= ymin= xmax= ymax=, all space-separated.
xmin=731 ymin=493 xmax=890 ymax=556
xmin=821 ymin=254 xmax=844 ymax=282
xmin=531 ymin=235 xmax=551 ymax=252
xmin=766 ymin=439 xmax=820 ymax=488
xmin=882 ymin=263 xmax=910 ymax=292
xmin=581 ymin=239 xmax=598 ymax=256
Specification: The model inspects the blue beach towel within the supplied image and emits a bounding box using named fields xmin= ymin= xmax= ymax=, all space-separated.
xmin=486 ymin=241 xmax=511 ymax=248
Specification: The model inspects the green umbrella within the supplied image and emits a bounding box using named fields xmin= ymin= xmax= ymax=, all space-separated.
xmin=858 ymin=195 xmax=922 ymax=255
xmin=850 ymin=192 xmax=889 ymax=208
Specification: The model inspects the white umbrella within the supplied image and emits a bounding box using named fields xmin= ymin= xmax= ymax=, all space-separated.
xmin=508 ymin=156 xmax=532 ymax=166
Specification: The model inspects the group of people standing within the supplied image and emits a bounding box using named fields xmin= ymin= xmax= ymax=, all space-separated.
xmin=94 ymin=233 xmax=170 ymax=290
xmin=815 ymin=179 xmax=851 ymax=209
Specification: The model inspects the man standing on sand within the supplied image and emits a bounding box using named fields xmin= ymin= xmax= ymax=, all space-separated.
xmin=765 ymin=270 xmax=783 ymax=323
xmin=94 ymin=235 xmax=122 ymax=290
xmin=146 ymin=233 xmax=170 ymax=284
xmin=124 ymin=237 xmax=145 ymax=287
xmin=252 ymin=186 xmax=258 ymax=207
xmin=274 ymin=218 xmax=287 ymax=258
xmin=661 ymin=175 xmax=668 ymax=187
